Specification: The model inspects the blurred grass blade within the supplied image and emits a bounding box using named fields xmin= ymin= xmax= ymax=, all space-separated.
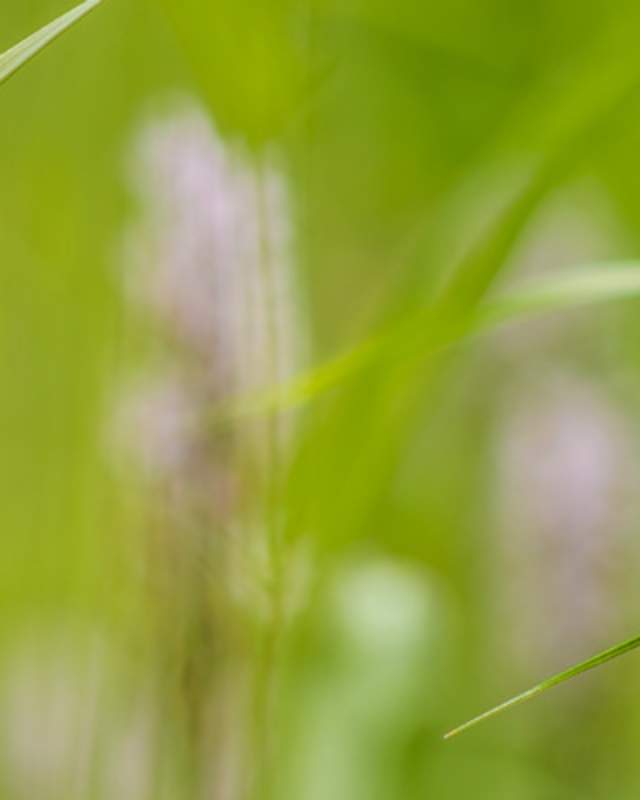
xmin=223 ymin=335 xmax=382 ymax=420
xmin=475 ymin=263 xmax=640 ymax=329
xmin=0 ymin=0 xmax=102 ymax=87
xmin=444 ymin=633 xmax=640 ymax=739
xmin=225 ymin=263 xmax=640 ymax=419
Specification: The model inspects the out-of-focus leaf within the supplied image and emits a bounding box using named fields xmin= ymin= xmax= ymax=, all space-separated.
xmin=225 ymin=263 xmax=640 ymax=419
xmin=475 ymin=263 xmax=640 ymax=328
xmin=159 ymin=0 xmax=308 ymax=145
xmin=0 ymin=0 xmax=102 ymax=87
xmin=444 ymin=632 xmax=640 ymax=739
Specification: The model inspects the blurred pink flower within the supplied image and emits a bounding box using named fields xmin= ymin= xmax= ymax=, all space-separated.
xmin=108 ymin=97 xmax=307 ymax=797
xmin=113 ymin=98 xmax=306 ymax=505
xmin=495 ymin=374 xmax=635 ymax=672
xmin=122 ymin=97 xmax=303 ymax=399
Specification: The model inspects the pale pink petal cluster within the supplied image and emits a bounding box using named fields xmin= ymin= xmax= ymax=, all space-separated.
xmin=115 ymin=97 xmax=304 ymax=489
xmin=495 ymin=374 xmax=634 ymax=672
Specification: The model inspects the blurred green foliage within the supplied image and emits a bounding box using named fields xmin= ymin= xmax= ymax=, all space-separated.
xmin=3 ymin=1 xmax=640 ymax=798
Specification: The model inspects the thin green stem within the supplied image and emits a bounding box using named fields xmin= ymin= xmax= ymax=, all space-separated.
xmin=0 ymin=0 xmax=102 ymax=87
xmin=445 ymin=633 xmax=640 ymax=739
xmin=250 ymin=158 xmax=286 ymax=800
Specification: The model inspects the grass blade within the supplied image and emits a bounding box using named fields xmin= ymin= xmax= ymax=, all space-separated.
xmin=444 ymin=633 xmax=640 ymax=739
xmin=223 ymin=263 xmax=640 ymax=419
xmin=0 ymin=0 xmax=102 ymax=87
xmin=475 ymin=263 xmax=640 ymax=329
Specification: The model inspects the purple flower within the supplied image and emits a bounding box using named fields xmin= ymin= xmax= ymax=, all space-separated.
xmin=494 ymin=374 xmax=634 ymax=672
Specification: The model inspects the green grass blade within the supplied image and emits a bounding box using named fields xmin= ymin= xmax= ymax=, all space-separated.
xmin=475 ymin=263 xmax=640 ymax=329
xmin=0 ymin=0 xmax=102 ymax=87
xmin=444 ymin=633 xmax=640 ymax=739
xmin=222 ymin=263 xmax=640 ymax=419
xmin=220 ymin=334 xmax=382 ymax=421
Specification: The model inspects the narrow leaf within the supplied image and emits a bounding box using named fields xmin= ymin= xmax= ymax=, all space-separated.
xmin=223 ymin=263 xmax=640 ymax=420
xmin=475 ymin=263 xmax=640 ymax=330
xmin=0 ymin=0 xmax=102 ymax=87
xmin=444 ymin=632 xmax=640 ymax=739
xmin=222 ymin=335 xmax=382 ymax=421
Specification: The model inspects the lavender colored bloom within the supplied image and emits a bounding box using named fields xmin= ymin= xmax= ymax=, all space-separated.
xmin=113 ymin=97 xmax=305 ymax=506
xmin=0 ymin=628 xmax=154 ymax=800
xmin=109 ymin=94 xmax=308 ymax=519
xmin=108 ymin=96 xmax=307 ymax=797
xmin=494 ymin=374 xmax=634 ymax=673
xmin=114 ymin=374 xmax=199 ymax=479
xmin=122 ymin=97 xmax=303 ymax=400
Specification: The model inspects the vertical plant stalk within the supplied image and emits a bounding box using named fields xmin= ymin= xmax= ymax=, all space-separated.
xmin=251 ymin=157 xmax=286 ymax=798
